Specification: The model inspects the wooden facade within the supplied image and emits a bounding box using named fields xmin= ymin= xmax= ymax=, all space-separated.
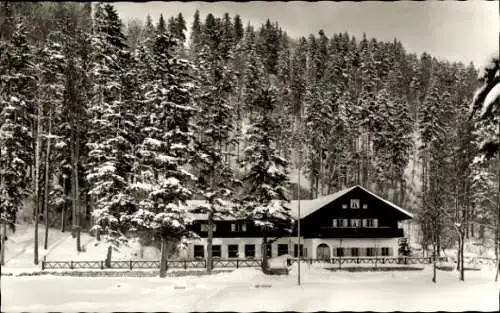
xmin=183 ymin=185 xmax=413 ymax=259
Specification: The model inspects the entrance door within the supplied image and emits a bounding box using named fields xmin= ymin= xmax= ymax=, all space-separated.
xmin=316 ymin=243 xmax=331 ymax=260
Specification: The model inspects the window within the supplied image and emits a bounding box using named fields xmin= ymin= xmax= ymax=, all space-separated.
xmin=342 ymin=204 xmax=348 ymax=209
xmin=366 ymin=247 xmax=376 ymax=257
xmin=336 ymin=248 xmax=344 ymax=257
xmin=362 ymin=204 xmax=368 ymax=209
xmin=245 ymin=244 xmax=255 ymax=258
xmin=194 ymin=245 xmax=204 ymax=258
xmin=228 ymin=244 xmax=239 ymax=258
xmin=231 ymin=223 xmax=247 ymax=232
xmin=278 ymin=244 xmax=288 ymax=256
xmin=333 ymin=219 xmax=348 ymax=227
xmin=294 ymin=244 xmax=304 ymax=257
xmin=350 ymin=219 xmax=361 ymax=228
xmin=212 ymin=245 xmax=221 ymax=258
xmin=366 ymin=218 xmax=378 ymax=228
xmin=200 ymin=224 xmax=216 ymax=232
xmin=351 ymin=247 xmax=359 ymax=257
xmin=350 ymin=199 xmax=360 ymax=209
xmin=381 ymin=247 xmax=391 ymax=256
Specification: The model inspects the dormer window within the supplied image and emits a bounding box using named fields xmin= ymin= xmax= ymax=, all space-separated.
xmin=350 ymin=199 xmax=360 ymax=209
xmin=362 ymin=204 xmax=368 ymax=209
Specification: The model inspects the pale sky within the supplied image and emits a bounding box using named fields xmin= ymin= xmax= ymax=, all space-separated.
xmin=113 ymin=1 xmax=499 ymax=67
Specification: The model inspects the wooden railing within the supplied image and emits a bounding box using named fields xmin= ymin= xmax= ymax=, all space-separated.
xmin=286 ymin=256 xmax=449 ymax=266
xmin=41 ymin=258 xmax=262 ymax=271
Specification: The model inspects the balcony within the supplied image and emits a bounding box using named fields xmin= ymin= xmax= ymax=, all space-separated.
xmin=303 ymin=227 xmax=404 ymax=238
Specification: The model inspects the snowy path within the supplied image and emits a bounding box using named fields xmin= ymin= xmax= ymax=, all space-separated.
xmin=2 ymin=266 xmax=499 ymax=312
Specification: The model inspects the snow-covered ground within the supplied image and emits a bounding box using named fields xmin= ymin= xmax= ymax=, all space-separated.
xmin=2 ymin=224 xmax=161 ymax=274
xmin=2 ymin=263 xmax=499 ymax=312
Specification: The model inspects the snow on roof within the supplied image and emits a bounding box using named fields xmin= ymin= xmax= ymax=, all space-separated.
xmin=353 ymin=185 xmax=414 ymax=219
xmin=285 ymin=186 xmax=357 ymax=219
xmin=182 ymin=185 xmax=413 ymax=221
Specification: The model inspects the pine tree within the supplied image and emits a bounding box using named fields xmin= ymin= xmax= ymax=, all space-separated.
xmin=87 ymin=3 xmax=135 ymax=250
xmin=157 ymin=14 xmax=166 ymax=34
xmin=190 ymin=41 xmax=239 ymax=272
xmin=233 ymin=14 xmax=243 ymax=44
xmin=190 ymin=10 xmax=202 ymax=56
xmin=241 ymin=86 xmax=293 ymax=272
xmin=0 ymin=22 xmax=35 ymax=265
xmin=125 ymin=31 xmax=197 ymax=277
xmin=37 ymin=29 xmax=66 ymax=249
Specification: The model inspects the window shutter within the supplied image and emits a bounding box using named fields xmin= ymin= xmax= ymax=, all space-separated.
xmin=333 ymin=219 xmax=337 ymax=227
xmin=362 ymin=219 xmax=367 ymax=228
xmin=231 ymin=224 xmax=236 ymax=232
xmin=373 ymin=219 xmax=378 ymax=228
xmin=242 ymin=223 xmax=247 ymax=232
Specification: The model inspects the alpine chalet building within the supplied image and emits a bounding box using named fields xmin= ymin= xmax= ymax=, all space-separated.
xmin=182 ymin=185 xmax=413 ymax=260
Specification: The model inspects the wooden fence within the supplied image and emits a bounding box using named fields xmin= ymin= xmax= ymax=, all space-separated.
xmin=41 ymin=257 xmax=447 ymax=271
xmin=286 ymin=256 xmax=449 ymax=266
xmin=41 ymin=258 xmax=262 ymax=271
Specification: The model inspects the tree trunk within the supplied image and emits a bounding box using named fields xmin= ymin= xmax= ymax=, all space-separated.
xmin=75 ymin=128 xmax=81 ymax=252
xmin=460 ymin=230 xmax=465 ymax=281
xmin=1 ymin=222 xmax=6 ymax=266
xmin=432 ymin=235 xmax=437 ymax=283
xmin=207 ymin=210 xmax=214 ymax=273
xmin=160 ymin=235 xmax=168 ymax=278
xmin=34 ymin=103 xmax=42 ymax=265
xmin=105 ymin=245 xmax=112 ymax=268
xmin=44 ymin=107 xmax=52 ymax=250
xmin=261 ymin=232 xmax=269 ymax=273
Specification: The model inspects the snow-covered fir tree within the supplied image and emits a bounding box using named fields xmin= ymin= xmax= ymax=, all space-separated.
xmin=0 ymin=22 xmax=35 ymax=238
xmin=87 ymin=3 xmax=136 ymax=249
xmin=124 ymin=26 xmax=197 ymax=277
xmin=189 ymin=27 xmax=240 ymax=272
xmin=241 ymin=85 xmax=293 ymax=271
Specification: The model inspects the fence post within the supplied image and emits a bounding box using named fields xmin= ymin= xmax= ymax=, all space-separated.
xmin=184 ymin=260 xmax=187 ymax=270
xmin=42 ymin=260 xmax=45 ymax=270
xmin=404 ymin=257 xmax=407 ymax=265
xmin=101 ymin=260 xmax=104 ymax=270
xmin=236 ymin=259 xmax=239 ymax=269
xmin=70 ymin=260 xmax=73 ymax=269
xmin=129 ymin=260 xmax=133 ymax=270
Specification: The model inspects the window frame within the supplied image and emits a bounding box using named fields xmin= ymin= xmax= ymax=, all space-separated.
xmin=200 ymin=223 xmax=216 ymax=232
xmin=194 ymin=245 xmax=204 ymax=258
xmin=212 ymin=245 xmax=222 ymax=258
xmin=351 ymin=247 xmax=359 ymax=257
xmin=228 ymin=244 xmax=239 ymax=258
xmin=244 ymin=244 xmax=255 ymax=258
xmin=278 ymin=244 xmax=289 ymax=256
xmin=350 ymin=218 xmax=361 ymax=228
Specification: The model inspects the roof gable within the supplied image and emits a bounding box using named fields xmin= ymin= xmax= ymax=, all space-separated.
xmin=183 ymin=185 xmax=413 ymax=221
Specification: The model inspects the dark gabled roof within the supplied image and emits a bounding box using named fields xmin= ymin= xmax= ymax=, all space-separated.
xmin=183 ymin=185 xmax=414 ymax=221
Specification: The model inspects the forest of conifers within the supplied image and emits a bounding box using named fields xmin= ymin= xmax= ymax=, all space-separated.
xmin=0 ymin=2 xmax=498 ymax=272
